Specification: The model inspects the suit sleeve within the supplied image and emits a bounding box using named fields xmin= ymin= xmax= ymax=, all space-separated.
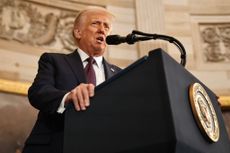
xmin=28 ymin=53 xmax=68 ymax=114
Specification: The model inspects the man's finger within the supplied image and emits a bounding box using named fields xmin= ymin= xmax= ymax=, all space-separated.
xmin=87 ymin=84 xmax=95 ymax=97
xmin=71 ymin=91 xmax=80 ymax=111
xmin=81 ymin=85 xmax=90 ymax=107
xmin=76 ymin=87 xmax=86 ymax=110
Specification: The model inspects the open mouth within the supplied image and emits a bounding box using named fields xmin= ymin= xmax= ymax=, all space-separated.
xmin=96 ymin=36 xmax=105 ymax=43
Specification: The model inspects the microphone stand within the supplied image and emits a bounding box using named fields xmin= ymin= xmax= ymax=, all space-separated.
xmin=129 ymin=30 xmax=187 ymax=67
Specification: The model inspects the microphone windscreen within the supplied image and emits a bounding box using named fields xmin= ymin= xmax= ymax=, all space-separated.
xmin=106 ymin=35 xmax=121 ymax=45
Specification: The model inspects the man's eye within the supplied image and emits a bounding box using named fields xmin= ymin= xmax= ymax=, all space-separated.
xmin=104 ymin=24 xmax=110 ymax=30
xmin=92 ymin=22 xmax=99 ymax=25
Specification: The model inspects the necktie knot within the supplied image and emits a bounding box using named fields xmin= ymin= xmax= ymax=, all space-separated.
xmin=87 ymin=57 xmax=95 ymax=65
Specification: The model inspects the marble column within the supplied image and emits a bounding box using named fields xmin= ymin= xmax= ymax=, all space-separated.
xmin=135 ymin=0 xmax=167 ymax=56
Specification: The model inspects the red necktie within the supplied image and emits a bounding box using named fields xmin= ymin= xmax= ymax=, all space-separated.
xmin=84 ymin=57 xmax=96 ymax=86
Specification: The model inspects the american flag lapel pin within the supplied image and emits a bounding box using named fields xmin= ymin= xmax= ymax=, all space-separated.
xmin=111 ymin=68 xmax=115 ymax=72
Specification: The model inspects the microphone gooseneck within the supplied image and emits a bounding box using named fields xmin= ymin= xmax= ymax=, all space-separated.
xmin=106 ymin=30 xmax=186 ymax=67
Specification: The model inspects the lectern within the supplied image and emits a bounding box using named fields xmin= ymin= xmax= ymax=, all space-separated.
xmin=64 ymin=48 xmax=230 ymax=153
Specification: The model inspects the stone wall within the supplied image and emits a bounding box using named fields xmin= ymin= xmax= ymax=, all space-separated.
xmin=0 ymin=92 xmax=37 ymax=153
xmin=0 ymin=0 xmax=229 ymax=96
xmin=0 ymin=0 xmax=229 ymax=152
xmin=163 ymin=0 xmax=230 ymax=95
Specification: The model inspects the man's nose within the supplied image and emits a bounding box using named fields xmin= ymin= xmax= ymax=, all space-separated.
xmin=98 ymin=24 xmax=106 ymax=34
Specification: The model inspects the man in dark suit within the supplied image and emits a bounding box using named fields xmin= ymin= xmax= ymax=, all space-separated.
xmin=22 ymin=6 xmax=121 ymax=153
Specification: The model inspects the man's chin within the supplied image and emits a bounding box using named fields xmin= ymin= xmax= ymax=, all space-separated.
xmin=95 ymin=45 xmax=106 ymax=51
xmin=93 ymin=48 xmax=105 ymax=56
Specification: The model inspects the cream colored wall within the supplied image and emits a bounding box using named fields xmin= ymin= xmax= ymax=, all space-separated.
xmin=0 ymin=0 xmax=229 ymax=96
xmin=134 ymin=0 xmax=230 ymax=96
xmin=1 ymin=1 xmax=230 ymax=151
xmin=162 ymin=0 xmax=230 ymax=95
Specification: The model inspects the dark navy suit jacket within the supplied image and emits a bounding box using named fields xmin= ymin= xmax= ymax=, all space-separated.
xmin=23 ymin=50 xmax=121 ymax=153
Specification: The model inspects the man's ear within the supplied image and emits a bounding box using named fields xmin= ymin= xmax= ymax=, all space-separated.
xmin=73 ymin=29 xmax=81 ymax=39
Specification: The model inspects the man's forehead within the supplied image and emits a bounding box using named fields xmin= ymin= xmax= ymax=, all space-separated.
xmin=74 ymin=8 xmax=114 ymax=28
xmin=87 ymin=12 xmax=112 ymax=19
xmin=90 ymin=16 xmax=112 ymax=22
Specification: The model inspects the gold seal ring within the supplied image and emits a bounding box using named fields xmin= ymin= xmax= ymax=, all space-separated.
xmin=189 ymin=83 xmax=220 ymax=142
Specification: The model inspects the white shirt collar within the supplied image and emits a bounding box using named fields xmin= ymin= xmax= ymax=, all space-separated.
xmin=77 ymin=48 xmax=103 ymax=68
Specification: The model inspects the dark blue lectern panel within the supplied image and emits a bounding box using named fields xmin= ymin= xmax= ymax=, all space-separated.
xmin=64 ymin=49 xmax=230 ymax=153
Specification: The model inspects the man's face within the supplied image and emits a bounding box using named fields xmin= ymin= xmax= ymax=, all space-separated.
xmin=74 ymin=11 xmax=112 ymax=56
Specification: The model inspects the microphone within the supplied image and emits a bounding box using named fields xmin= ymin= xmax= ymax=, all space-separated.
xmin=106 ymin=30 xmax=187 ymax=66
xmin=106 ymin=34 xmax=152 ymax=45
xmin=106 ymin=35 xmax=126 ymax=45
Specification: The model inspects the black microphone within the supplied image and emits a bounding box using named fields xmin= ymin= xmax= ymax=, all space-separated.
xmin=106 ymin=30 xmax=186 ymax=66
xmin=106 ymin=35 xmax=127 ymax=45
xmin=106 ymin=34 xmax=152 ymax=45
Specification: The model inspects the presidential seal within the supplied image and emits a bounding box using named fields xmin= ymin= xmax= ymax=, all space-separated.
xmin=189 ymin=83 xmax=220 ymax=142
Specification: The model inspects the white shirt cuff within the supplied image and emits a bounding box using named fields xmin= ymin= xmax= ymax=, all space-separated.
xmin=57 ymin=92 xmax=70 ymax=114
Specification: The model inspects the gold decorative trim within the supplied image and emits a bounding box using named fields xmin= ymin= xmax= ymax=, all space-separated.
xmin=0 ymin=79 xmax=31 ymax=96
xmin=218 ymin=96 xmax=230 ymax=110
xmin=0 ymin=78 xmax=229 ymax=113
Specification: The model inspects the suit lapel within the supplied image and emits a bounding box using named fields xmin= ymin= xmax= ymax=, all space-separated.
xmin=103 ymin=58 xmax=118 ymax=80
xmin=64 ymin=50 xmax=86 ymax=83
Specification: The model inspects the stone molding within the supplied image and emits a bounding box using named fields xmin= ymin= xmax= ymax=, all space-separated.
xmin=0 ymin=0 xmax=81 ymax=52
xmin=191 ymin=15 xmax=230 ymax=70
xmin=200 ymin=24 xmax=230 ymax=63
